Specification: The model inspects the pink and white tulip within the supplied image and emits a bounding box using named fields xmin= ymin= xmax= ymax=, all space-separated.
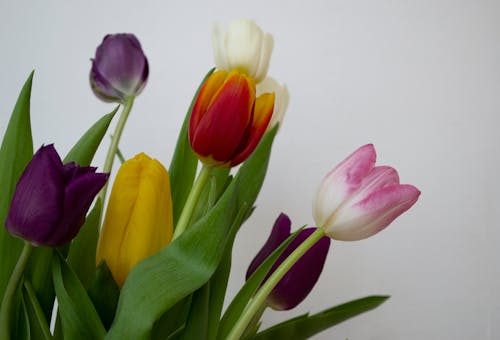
xmin=313 ymin=144 xmax=420 ymax=241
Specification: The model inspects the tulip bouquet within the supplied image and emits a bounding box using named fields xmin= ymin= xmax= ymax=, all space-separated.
xmin=0 ymin=20 xmax=420 ymax=340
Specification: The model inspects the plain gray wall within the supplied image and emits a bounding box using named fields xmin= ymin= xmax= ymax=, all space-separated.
xmin=1 ymin=0 xmax=499 ymax=339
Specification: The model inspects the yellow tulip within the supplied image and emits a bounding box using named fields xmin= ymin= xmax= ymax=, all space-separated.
xmin=96 ymin=153 xmax=173 ymax=287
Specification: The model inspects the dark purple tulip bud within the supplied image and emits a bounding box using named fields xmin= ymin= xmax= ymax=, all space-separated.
xmin=5 ymin=145 xmax=108 ymax=247
xmin=246 ymin=213 xmax=331 ymax=310
xmin=90 ymin=33 xmax=149 ymax=103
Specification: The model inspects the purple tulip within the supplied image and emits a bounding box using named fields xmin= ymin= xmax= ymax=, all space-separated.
xmin=246 ymin=213 xmax=330 ymax=310
xmin=5 ymin=145 xmax=108 ymax=247
xmin=90 ymin=33 xmax=149 ymax=103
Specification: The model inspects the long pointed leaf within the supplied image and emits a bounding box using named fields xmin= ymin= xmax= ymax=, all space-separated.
xmin=52 ymin=253 xmax=106 ymax=339
xmin=0 ymin=72 xmax=34 ymax=304
xmin=251 ymin=296 xmax=390 ymax=340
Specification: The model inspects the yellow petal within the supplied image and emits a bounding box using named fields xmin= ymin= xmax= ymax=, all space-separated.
xmin=96 ymin=153 xmax=173 ymax=287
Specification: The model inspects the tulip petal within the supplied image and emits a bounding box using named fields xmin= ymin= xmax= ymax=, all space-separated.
xmin=189 ymin=70 xmax=228 ymax=141
xmin=190 ymin=72 xmax=255 ymax=165
xmin=267 ymin=228 xmax=330 ymax=310
xmin=229 ymin=92 xmax=274 ymax=166
xmin=313 ymin=144 xmax=376 ymax=229
xmin=225 ymin=20 xmax=264 ymax=79
xmin=326 ymin=184 xmax=421 ymax=241
xmin=257 ymin=77 xmax=289 ymax=130
xmin=120 ymin=157 xmax=173 ymax=286
xmin=97 ymin=157 xmax=142 ymax=285
xmin=246 ymin=213 xmax=291 ymax=280
xmin=6 ymin=145 xmax=64 ymax=245
xmin=347 ymin=166 xmax=400 ymax=206
xmin=48 ymin=170 xmax=108 ymax=246
xmin=212 ymin=22 xmax=230 ymax=72
xmin=94 ymin=34 xmax=148 ymax=95
xmin=254 ymin=33 xmax=274 ymax=83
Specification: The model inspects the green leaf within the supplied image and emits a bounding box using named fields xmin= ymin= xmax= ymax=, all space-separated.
xmin=16 ymin=292 xmax=31 ymax=340
xmin=23 ymin=281 xmax=52 ymax=340
xmin=151 ymin=296 xmax=192 ymax=340
xmin=67 ymin=199 xmax=102 ymax=288
xmin=25 ymin=247 xmax=54 ymax=320
xmin=169 ymin=68 xmax=214 ymax=226
xmin=87 ymin=261 xmax=120 ymax=329
xmin=52 ymin=252 xmax=106 ymax=340
xmin=251 ymin=296 xmax=390 ymax=340
xmin=180 ymin=282 xmax=210 ymax=340
xmin=0 ymin=71 xmax=34 ymax=304
xmin=63 ymin=107 xmax=118 ymax=164
xmin=216 ymin=225 xmax=303 ymax=340
xmin=184 ymin=203 xmax=246 ymax=340
xmin=106 ymin=124 xmax=279 ymax=340
xmin=190 ymin=167 xmax=231 ymax=224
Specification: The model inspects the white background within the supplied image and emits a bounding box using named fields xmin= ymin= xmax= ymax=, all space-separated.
xmin=1 ymin=0 xmax=499 ymax=339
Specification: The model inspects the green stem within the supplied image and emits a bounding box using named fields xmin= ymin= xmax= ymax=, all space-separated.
xmin=173 ymin=165 xmax=212 ymax=239
xmin=227 ymin=228 xmax=326 ymax=340
xmin=99 ymin=96 xmax=135 ymax=204
xmin=0 ymin=241 xmax=33 ymax=339
xmin=241 ymin=303 xmax=267 ymax=338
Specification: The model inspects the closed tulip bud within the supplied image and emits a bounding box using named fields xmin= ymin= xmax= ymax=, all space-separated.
xmin=246 ymin=213 xmax=330 ymax=310
xmin=212 ymin=19 xmax=274 ymax=83
xmin=313 ymin=144 xmax=421 ymax=241
xmin=5 ymin=145 xmax=108 ymax=247
xmin=96 ymin=153 xmax=173 ymax=287
xmin=90 ymin=33 xmax=149 ymax=103
xmin=189 ymin=70 xmax=274 ymax=167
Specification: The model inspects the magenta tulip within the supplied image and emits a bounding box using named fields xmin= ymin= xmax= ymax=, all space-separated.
xmin=313 ymin=144 xmax=420 ymax=241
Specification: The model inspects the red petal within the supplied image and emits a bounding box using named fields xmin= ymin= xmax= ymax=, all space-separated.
xmin=190 ymin=71 xmax=255 ymax=164
xmin=230 ymin=92 xmax=274 ymax=166
xmin=189 ymin=70 xmax=228 ymax=141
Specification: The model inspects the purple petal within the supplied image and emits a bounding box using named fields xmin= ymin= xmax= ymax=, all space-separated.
xmin=246 ymin=213 xmax=291 ymax=280
xmin=47 ymin=171 xmax=108 ymax=246
xmin=5 ymin=145 xmax=64 ymax=245
xmin=266 ymin=228 xmax=331 ymax=310
xmin=90 ymin=33 xmax=148 ymax=101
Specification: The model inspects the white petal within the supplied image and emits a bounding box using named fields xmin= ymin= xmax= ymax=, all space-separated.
xmin=254 ymin=33 xmax=274 ymax=82
xmin=257 ymin=77 xmax=289 ymax=129
xmin=211 ymin=22 xmax=229 ymax=71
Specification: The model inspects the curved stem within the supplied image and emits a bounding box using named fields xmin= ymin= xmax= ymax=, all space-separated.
xmin=227 ymin=228 xmax=326 ymax=340
xmin=0 ymin=241 xmax=33 ymax=339
xmin=99 ymin=96 xmax=135 ymax=204
xmin=173 ymin=165 xmax=212 ymax=239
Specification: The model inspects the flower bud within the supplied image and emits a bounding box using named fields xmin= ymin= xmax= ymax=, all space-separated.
xmin=189 ymin=70 xmax=274 ymax=167
xmin=96 ymin=153 xmax=173 ymax=287
xmin=90 ymin=33 xmax=149 ymax=103
xmin=212 ymin=19 xmax=274 ymax=83
xmin=246 ymin=213 xmax=330 ymax=310
xmin=5 ymin=145 xmax=108 ymax=247
xmin=313 ymin=144 xmax=421 ymax=241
